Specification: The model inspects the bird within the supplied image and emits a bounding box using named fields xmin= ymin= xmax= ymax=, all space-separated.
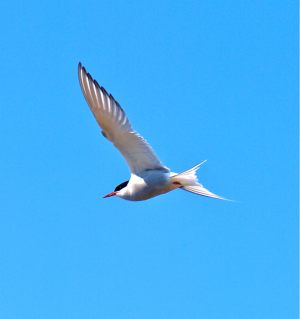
xmin=78 ymin=63 xmax=225 ymax=201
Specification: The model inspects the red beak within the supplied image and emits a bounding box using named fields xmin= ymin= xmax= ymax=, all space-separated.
xmin=103 ymin=191 xmax=117 ymax=198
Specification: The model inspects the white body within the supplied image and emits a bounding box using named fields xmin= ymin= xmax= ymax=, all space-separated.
xmin=118 ymin=170 xmax=178 ymax=201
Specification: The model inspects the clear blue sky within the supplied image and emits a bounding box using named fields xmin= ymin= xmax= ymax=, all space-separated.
xmin=0 ymin=1 xmax=298 ymax=318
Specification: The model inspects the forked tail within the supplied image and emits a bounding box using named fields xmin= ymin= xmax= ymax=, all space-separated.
xmin=171 ymin=160 xmax=226 ymax=200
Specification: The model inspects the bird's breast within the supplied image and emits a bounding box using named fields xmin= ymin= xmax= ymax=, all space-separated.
xmin=125 ymin=171 xmax=172 ymax=201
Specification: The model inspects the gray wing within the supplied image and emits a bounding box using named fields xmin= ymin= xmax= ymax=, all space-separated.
xmin=78 ymin=63 xmax=169 ymax=174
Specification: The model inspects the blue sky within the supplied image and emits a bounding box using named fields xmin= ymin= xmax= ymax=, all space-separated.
xmin=0 ymin=1 xmax=298 ymax=318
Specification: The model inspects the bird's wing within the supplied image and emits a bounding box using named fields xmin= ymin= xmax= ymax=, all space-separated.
xmin=78 ymin=63 xmax=169 ymax=174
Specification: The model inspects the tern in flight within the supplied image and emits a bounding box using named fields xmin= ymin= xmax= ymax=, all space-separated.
xmin=78 ymin=63 xmax=225 ymax=201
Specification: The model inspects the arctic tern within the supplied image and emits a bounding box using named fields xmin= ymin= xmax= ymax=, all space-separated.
xmin=78 ymin=63 xmax=225 ymax=201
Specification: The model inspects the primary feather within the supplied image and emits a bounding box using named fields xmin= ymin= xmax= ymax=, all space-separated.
xmin=78 ymin=63 xmax=169 ymax=174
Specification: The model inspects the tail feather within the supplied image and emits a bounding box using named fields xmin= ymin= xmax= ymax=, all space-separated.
xmin=171 ymin=160 xmax=227 ymax=200
xmin=177 ymin=160 xmax=207 ymax=177
xmin=182 ymin=185 xmax=226 ymax=200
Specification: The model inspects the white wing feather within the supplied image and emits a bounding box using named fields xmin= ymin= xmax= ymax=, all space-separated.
xmin=78 ymin=63 xmax=169 ymax=174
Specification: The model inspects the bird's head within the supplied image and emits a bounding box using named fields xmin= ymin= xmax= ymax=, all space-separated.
xmin=103 ymin=180 xmax=129 ymax=199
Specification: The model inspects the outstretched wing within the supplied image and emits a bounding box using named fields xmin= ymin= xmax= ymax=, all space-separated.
xmin=78 ymin=63 xmax=169 ymax=174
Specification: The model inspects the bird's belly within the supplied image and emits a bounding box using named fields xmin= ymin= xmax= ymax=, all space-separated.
xmin=129 ymin=186 xmax=170 ymax=201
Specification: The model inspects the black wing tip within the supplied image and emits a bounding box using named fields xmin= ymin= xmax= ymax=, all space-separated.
xmin=94 ymin=79 xmax=101 ymax=90
xmin=93 ymin=79 xmax=109 ymax=98
xmin=78 ymin=62 xmax=87 ymax=81
xmin=78 ymin=63 xmax=96 ymax=86
xmin=78 ymin=62 xmax=85 ymax=73
xmin=78 ymin=63 xmax=100 ymax=88
xmin=100 ymin=86 xmax=108 ymax=95
xmin=101 ymin=130 xmax=108 ymax=139
xmin=87 ymin=72 xmax=93 ymax=82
